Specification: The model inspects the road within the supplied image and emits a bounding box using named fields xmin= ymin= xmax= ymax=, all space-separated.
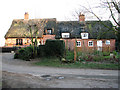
xmin=1 ymin=53 xmax=119 ymax=88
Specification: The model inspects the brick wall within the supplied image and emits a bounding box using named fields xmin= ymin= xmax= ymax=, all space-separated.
xmin=61 ymin=39 xmax=115 ymax=52
xmin=5 ymin=37 xmax=115 ymax=52
xmin=43 ymin=35 xmax=55 ymax=44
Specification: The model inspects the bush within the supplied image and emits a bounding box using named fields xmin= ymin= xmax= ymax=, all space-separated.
xmin=37 ymin=45 xmax=46 ymax=57
xmin=14 ymin=40 xmax=65 ymax=60
xmin=45 ymin=39 xmax=65 ymax=57
xmin=102 ymin=51 xmax=110 ymax=56
xmin=14 ymin=46 xmax=33 ymax=61
xmin=65 ymin=50 xmax=74 ymax=60
xmin=93 ymin=55 xmax=104 ymax=62
xmin=113 ymin=51 xmax=117 ymax=56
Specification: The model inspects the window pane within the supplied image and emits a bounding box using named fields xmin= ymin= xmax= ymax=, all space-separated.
xmin=62 ymin=33 xmax=70 ymax=38
xmin=77 ymin=41 xmax=81 ymax=47
xmin=47 ymin=30 xmax=52 ymax=34
xmin=106 ymin=40 xmax=110 ymax=45
xmin=16 ymin=39 xmax=18 ymax=45
xmin=88 ymin=41 xmax=93 ymax=46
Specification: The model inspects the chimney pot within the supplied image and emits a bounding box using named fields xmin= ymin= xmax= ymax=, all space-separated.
xmin=24 ymin=12 xmax=29 ymax=20
xmin=79 ymin=13 xmax=85 ymax=22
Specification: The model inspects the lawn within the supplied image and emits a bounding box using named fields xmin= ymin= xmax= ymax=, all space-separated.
xmin=34 ymin=57 xmax=119 ymax=70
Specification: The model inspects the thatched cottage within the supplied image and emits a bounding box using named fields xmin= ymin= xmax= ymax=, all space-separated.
xmin=5 ymin=12 xmax=116 ymax=52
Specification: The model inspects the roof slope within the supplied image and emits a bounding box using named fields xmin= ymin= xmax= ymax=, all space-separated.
xmin=5 ymin=18 xmax=56 ymax=38
xmin=5 ymin=18 xmax=115 ymax=39
xmin=56 ymin=20 xmax=116 ymax=39
xmin=86 ymin=21 xmax=115 ymax=39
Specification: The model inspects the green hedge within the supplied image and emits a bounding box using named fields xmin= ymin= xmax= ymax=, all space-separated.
xmin=37 ymin=39 xmax=65 ymax=57
xmin=14 ymin=39 xmax=65 ymax=60
xmin=45 ymin=39 xmax=65 ymax=57
xmin=37 ymin=45 xmax=46 ymax=57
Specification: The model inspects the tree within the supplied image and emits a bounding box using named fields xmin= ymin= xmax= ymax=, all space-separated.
xmin=27 ymin=19 xmax=48 ymax=57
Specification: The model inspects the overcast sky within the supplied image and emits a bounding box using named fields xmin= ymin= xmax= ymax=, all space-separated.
xmin=0 ymin=0 xmax=114 ymax=46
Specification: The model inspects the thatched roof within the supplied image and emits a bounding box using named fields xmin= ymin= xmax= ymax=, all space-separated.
xmin=56 ymin=20 xmax=116 ymax=39
xmin=5 ymin=18 xmax=115 ymax=39
xmin=5 ymin=18 xmax=56 ymax=38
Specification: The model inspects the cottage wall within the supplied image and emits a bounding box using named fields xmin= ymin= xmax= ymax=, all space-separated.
xmin=42 ymin=35 xmax=55 ymax=44
xmin=5 ymin=37 xmax=115 ymax=52
xmin=5 ymin=38 xmax=42 ymax=47
xmin=61 ymin=39 xmax=115 ymax=52
xmin=5 ymin=35 xmax=55 ymax=47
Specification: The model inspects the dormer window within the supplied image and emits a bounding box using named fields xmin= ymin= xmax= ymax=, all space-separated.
xmin=62 ymin=33 xmax=70 ymax=38
xmin=47 ymin=29 xmax=52 ymax=34
xmin=45 ymin=29 xmax=52 ymax=35
xmin=81 ymin=33 xmax=88 ymax=39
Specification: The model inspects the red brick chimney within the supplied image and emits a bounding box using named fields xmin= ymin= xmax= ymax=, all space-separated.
xmin=24 ymin=12 xmax=29 ymax=20
xmin=79 ymin=13 xmax=85 ymax=22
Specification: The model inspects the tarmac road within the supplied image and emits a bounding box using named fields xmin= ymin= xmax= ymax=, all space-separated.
xmin=1 ymin=53 xmax=119 ymax=88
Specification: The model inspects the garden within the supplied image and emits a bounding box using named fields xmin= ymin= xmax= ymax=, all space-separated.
xmin=14 ymin=39 xmax=120 ymax=70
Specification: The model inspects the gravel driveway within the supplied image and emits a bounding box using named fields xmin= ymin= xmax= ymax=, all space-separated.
xmin=1 ymin=53 xmax=119 ymax=88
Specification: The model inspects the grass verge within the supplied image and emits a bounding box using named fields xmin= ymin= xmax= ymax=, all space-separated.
xmin=34 ymin=57 xmax=119 ymax=70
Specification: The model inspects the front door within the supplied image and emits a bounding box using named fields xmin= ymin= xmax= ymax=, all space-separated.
xmin=97 ymin=40 xmax=102 ymax=51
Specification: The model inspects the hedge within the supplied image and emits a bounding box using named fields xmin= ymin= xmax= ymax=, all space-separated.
xmin=14 ymin=46 xmax=33 ymax=60
xmin=45 ymin=39 xmax=65 ymax=57
xmin=37 ymin=45 xmax=46 ymax=57
xmin=14 ymin=39 xmax=65 ymax=60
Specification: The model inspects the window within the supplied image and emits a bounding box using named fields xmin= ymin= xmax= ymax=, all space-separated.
xmin=62 ymin=33 xmax=70 ymax=38
xmin=88 ymin=41 xmax=93 ymax=47
xmin=16 ymin=39 xmax=23 ymax=45
xmin=47 ymin=29 xmax=52 ymax=34
xmin=76 ymin=41 xmax=81 ymax=47
xmin=106 ymin=40 xmax=110 ymax=45
xmin=97 ymin=40 xmax=102 ymax=47
xmin=45 ymin=29 xmax=52 ymax=35
xmin=81 ymin=33 xmax=88 ymax=39
xmin=83 ymin=33 xmax=87 ymax=37
xmin=27 ymin=40 xmax=30 ymax=43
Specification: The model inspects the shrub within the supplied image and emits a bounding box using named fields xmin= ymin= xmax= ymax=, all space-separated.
xmin=102 ymin=51 xmax=110 ymax=56
xmin=65 ymin=50 xmax=74 ymax=60
xmin=113 ymin=51 xmax=117 ymax=56
xmin=14 ymin=46 xmax=33 ymax=61
xmin=45 ymin=39 xmax=65 ymax=57
xmin=37 ymin=45 xmax=46 ymax=57
xmin=93 ymin=55 xmax=104 ymax=62
xmin=14 ymin=40 xmax=65 ymax=60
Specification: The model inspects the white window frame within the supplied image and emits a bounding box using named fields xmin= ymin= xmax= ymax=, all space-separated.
xmin=88 ymin=41 xmax=93 ymax=47
xmin=81 ymin=33 xmax=88 ymax=39
xmin=105 ymin=40 xmax=110 ymax=45
xmin=76 ymin=41 xmax=81 ymax=47
xmin=62 ymin=33 xmax=70 ymax=38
